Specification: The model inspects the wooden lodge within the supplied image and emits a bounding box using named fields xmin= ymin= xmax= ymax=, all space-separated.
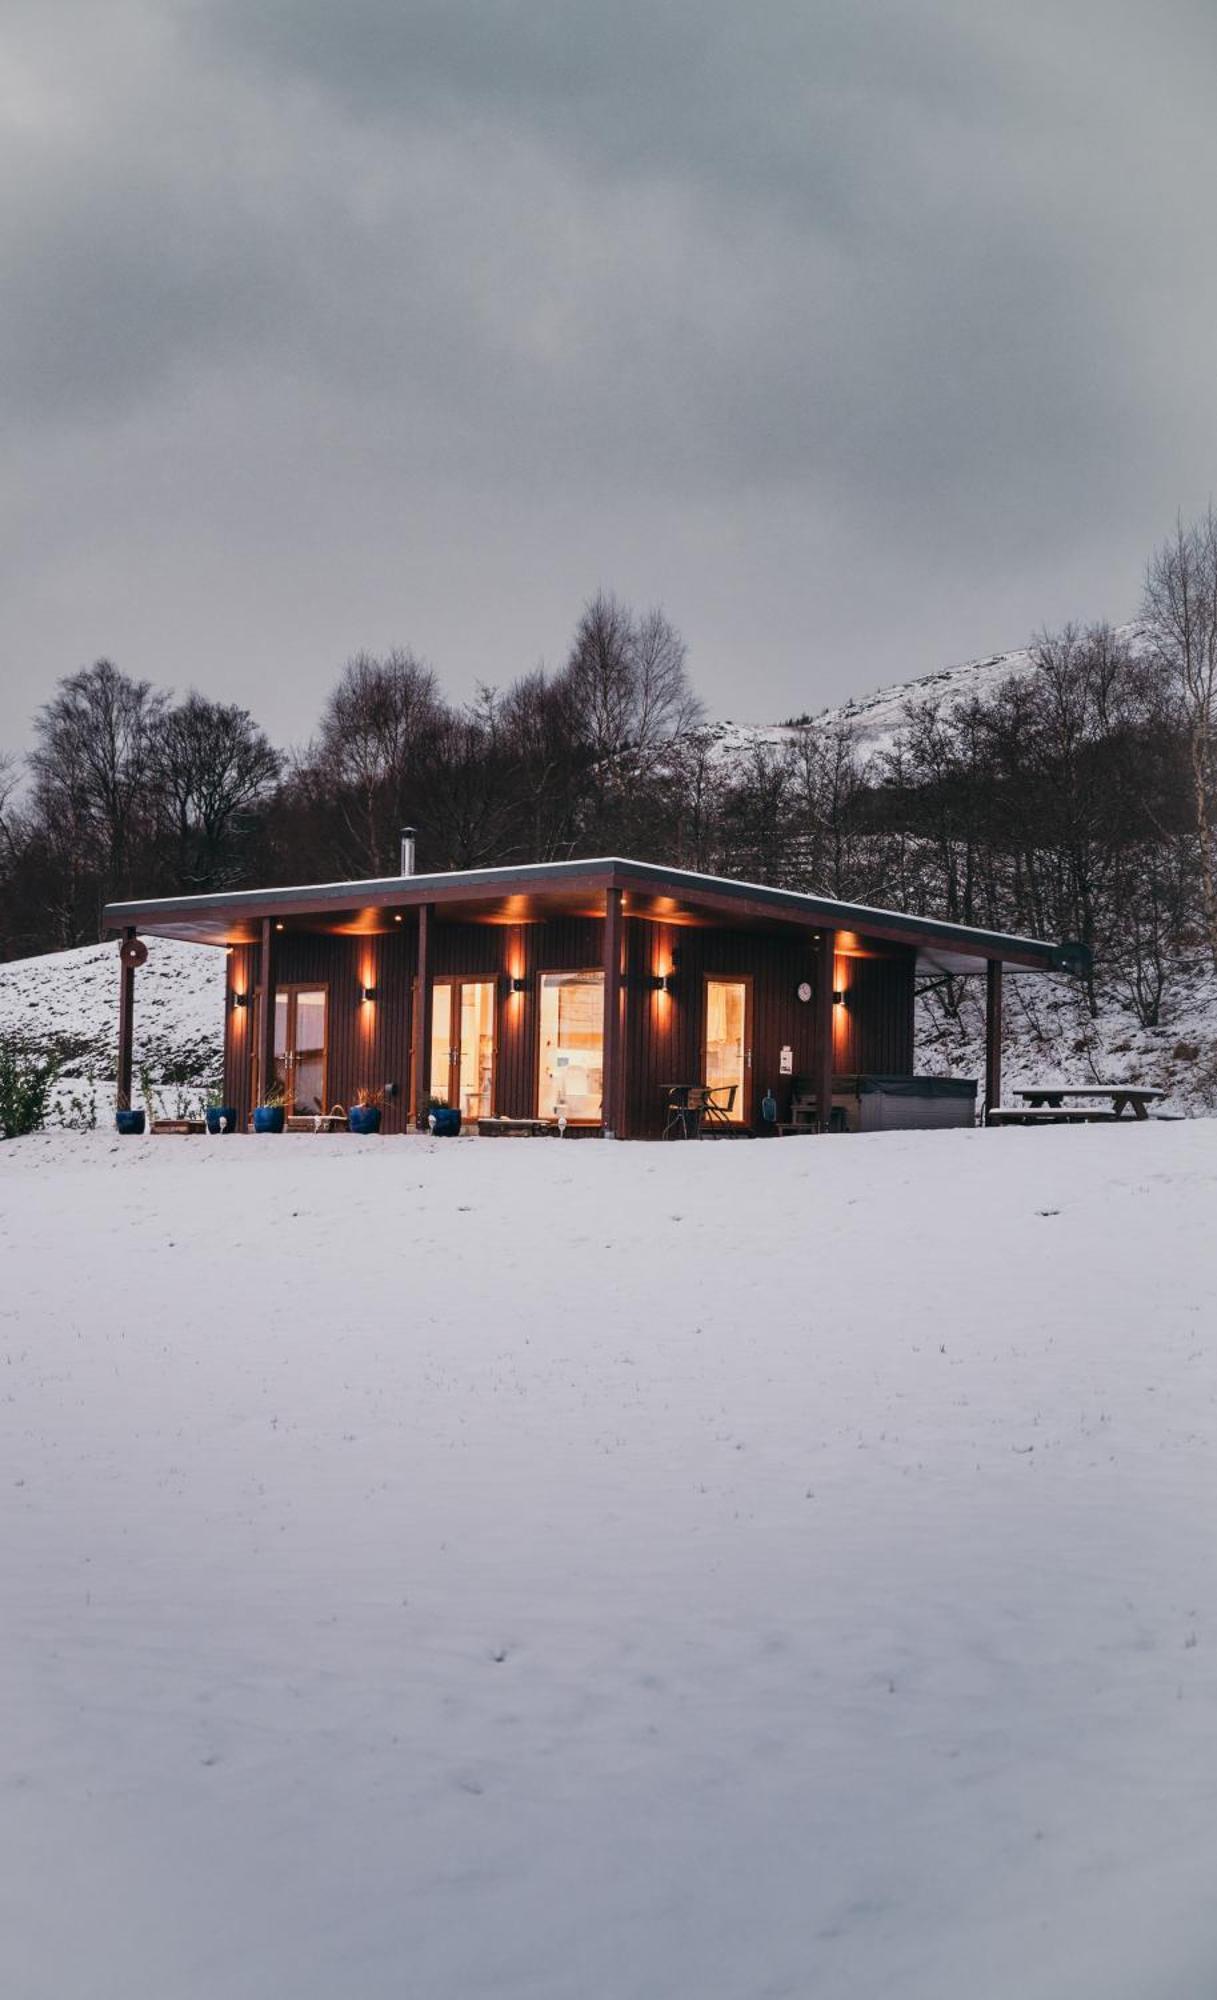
xmin=103 ymin=855 xmax=1087 ymax=1138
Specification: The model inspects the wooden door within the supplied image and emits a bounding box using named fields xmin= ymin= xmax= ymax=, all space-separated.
xmin=703 ymin=976 xmax=751 ymax=1124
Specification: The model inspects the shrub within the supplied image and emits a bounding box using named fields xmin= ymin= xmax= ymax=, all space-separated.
xmin=0 ymin=1040 xmax=60 ymax=1139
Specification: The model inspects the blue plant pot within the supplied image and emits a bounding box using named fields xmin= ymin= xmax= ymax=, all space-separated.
xmin=253 ymin=1106 xmax=285 ymax=1134
xmin=429 ymin=1107 xmax=462 ymax=1137
xmin=205 ymin=1106 xmax=238 ymax=1135
xmin=115 ymin=1108 xmax=146 ymax=1136
xmin=348 ymin=1105 xmax=382 ymax=1135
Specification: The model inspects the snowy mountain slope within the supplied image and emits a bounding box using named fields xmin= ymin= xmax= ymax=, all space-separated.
xmin=4 ymin=1123 xmax=1217 ymax=1998
xmin=0 ymin=937 xmax=224 ymax=1113
xmin=713 ymin=619 xmax=1146 ymax=765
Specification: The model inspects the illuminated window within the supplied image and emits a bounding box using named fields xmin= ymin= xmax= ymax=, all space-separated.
xmin=538 ymin=971 xmax=604 ymax=1122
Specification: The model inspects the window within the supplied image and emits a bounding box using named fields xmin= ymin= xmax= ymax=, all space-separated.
xmin=538 ymin=971 xmax=604 ymax=1122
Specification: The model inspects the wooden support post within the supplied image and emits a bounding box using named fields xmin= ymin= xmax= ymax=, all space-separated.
xmin=116 ymin=926 xmax=136 ymax=1111
xmin=815 ymin=927 xmax=836 ymax=1132
xmin=984 ymin=958 xmax=1003 ymax=1123
xmin=412 ymin=901 xmax=434 ymax=1129
xmin=602 ymin=886 xmax=624 ymax=1138
xmin=257 ymin=916 xmax=277 ymax=1110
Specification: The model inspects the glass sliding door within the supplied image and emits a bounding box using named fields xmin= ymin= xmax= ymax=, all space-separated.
xmin=458 ymin=980 xmax=496 ymax=1120
xmin=271 ymin=986 xmax=328 ymax=1114
xmin=538 ymin=970 xmax=604 ymax=1123
xmin=429 ymin=982 xmax=453 ymax=1106
xmin=429 ymin=978 xmax=497 ymax=1119
xmin=703 ymin=977 xmax=750 ymax=1122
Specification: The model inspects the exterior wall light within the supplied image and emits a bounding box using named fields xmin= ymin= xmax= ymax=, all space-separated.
xmin=231 ymin=991 xmax=249 ymax=1010
xmin=511 ymin=976 xmax=529 ymax=993
xmin=361 ymin=984 xmax=377 ymax=1003
xmin=832 ymin=989 xmax=846 ymax=1006
xmin=646 ymin=974 xmax=665 ymax=991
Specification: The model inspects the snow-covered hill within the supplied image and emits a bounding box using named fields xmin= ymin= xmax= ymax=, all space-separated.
xmin=713 ymin=620 xmax=1146 ymax=765
xmin=0 ymin=936 xmax=224 ymax=1119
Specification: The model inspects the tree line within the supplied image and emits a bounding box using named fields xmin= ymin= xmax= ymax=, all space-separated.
xmin=2 ymin=515 xmax=1216 ymax=1032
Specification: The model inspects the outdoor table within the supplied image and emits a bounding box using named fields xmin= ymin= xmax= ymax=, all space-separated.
xmin=1015 ymin=1085 xmax=1163 ymax=1122
xmin=662 ymin=1083 xmax=738 ymax=1138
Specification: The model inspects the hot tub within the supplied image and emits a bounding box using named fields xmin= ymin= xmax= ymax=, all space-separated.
xmin=830 ymin=1073 xmax=978 ymax=1133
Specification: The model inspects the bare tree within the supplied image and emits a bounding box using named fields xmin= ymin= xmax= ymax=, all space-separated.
xmin=316 ymin=650 xmax=442 ymax=874
xmin=29 ymin=660 xmax=167 ymax=932
xmin=152 ymin=694 xmax=282 ymax=891
xmin=1144 ymin=511 xmax=1217 ymax=969
xmin=560 ymin=593 xmax=702 ymax=846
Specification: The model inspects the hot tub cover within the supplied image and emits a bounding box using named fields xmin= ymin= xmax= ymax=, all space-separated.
xmin=834 ymin=1073 xmax=978 ymax=1099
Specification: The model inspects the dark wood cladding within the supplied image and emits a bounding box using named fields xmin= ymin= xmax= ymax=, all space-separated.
xmin=219 ymin=910 xmax=917 ymax=1136
xmin=222 ymin=913 xmax=607 ymax=1131
xmin=831 ymin=951 xmax=915 ymax=1076
xmin=620 ymin=920 xmax=823 ymax=1137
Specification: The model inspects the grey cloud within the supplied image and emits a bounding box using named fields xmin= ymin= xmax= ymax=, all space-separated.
xmin=1 ymin=0 xmax=1215 ymax=752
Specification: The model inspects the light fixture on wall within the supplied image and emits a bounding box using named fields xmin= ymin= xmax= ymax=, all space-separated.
xmin=361 ymin=984 xmax=377 ymax=1003
xmin=832 ymin=989 xmax=846 ymax=1006
xmin=275 ymin=921 xmax=284 ymax=932
xmin=645 ymin=973 xmax=665 ymax=991
xmin=231 ymin=991 xmax=249 ymax=1011
xmin=511 ymin=975 xmax=529 ymax=993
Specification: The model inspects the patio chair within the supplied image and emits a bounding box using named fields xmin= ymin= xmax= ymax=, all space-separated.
xmin=700 ymin=1084 xmax=737 ymax=1133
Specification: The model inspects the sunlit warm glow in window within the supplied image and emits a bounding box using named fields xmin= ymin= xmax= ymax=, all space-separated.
xmin=538 ymin=972 xmax=604 ymax=1122
xmin=704 ymin=979 xmax=748 ymax=1122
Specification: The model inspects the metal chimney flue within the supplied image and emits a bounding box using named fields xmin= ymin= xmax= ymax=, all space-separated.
xmin=399 ymin=826 xmax=417 ymax=877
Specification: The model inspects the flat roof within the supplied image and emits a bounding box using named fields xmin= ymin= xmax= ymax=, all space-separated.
xmin=103 ymin=855 xmax=1084 ymax=976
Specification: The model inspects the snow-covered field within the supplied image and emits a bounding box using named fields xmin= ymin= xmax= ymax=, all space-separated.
xmin=4 ymin=1124 xmax=1217 ymax=1998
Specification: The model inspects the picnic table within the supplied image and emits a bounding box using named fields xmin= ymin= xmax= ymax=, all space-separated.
xmin=989 ymin=1084 xmax=1163 ymax=1126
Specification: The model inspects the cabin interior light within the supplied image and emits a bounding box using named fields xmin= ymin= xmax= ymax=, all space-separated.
xmin=361 ymin=984 xmax=377 ymax=1003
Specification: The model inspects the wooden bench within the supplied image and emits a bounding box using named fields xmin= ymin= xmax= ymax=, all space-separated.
xmin=477 ymin=1117 xmax=555 ymax=1138
xmin=286 ymin=1105 xmax=348 ymax=1133
xmin=988 ymin=1106 xmax=1118 ymax=1126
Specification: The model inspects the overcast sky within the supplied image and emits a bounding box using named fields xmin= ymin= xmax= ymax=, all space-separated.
xmin=2 ymin=0 xmax=1215 ymax=752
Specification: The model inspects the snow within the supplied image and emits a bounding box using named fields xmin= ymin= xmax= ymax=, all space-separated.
xmin=713 ymin=621 xmax=1146 ymax=765
xmin=4 ymin=1123 xmax=1217 ymax=1998
xmin=0 ymin=937 xmax=223 ymax=1118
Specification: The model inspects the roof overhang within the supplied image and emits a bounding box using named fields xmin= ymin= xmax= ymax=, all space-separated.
xmin=102 ymin=856 xmax=1081 ymax=977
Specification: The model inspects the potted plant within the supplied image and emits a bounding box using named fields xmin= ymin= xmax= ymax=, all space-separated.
xmin=348 ymin=1087 xmax=383 ymax=1136
xmin=117 ymin=1063 xmax=154 ymax=1135
xmin=205 ymin=1089 xmax=238 ymax=1135
xmin=426 ymin=1095 xmax=461 ymax=1137
xmin=253 ymin=1078 xmax=286 ymax=1134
